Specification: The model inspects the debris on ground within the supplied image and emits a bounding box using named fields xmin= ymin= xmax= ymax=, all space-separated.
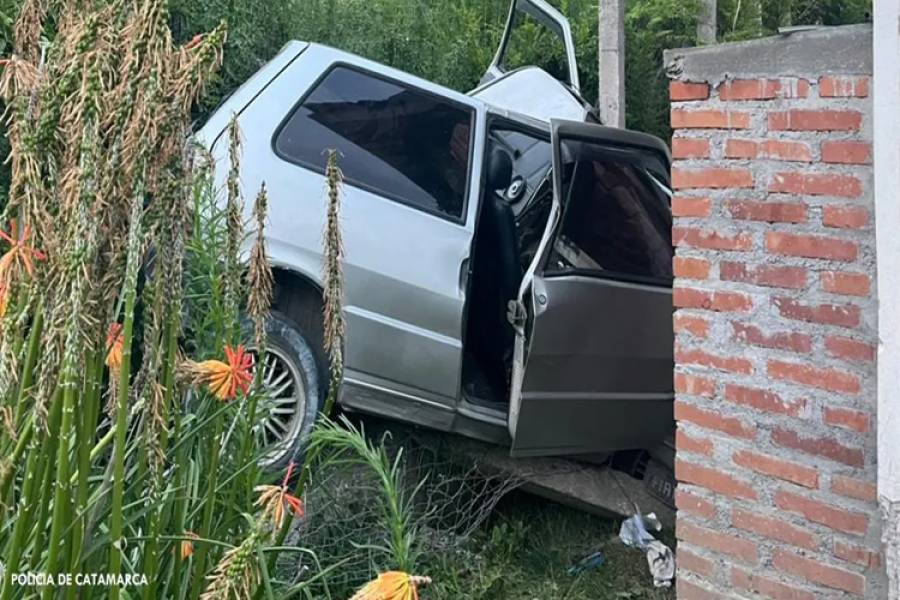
xmin=618 ymin=513 xmax=675 ymax=588
xmin=568 ymin=550 xmax=606 ymax=575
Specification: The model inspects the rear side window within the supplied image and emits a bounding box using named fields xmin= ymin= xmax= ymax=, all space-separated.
xmin=549 ymin=141 xmax=673 ymax=283
xmin=274 ymin=65 xmax=473 ymax=221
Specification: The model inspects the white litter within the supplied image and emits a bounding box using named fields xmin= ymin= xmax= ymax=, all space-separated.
xmin=618 ymin=512 xmax=675 ymax=588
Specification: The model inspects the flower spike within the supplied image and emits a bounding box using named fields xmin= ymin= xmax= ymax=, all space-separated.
xmin=0 ymin=219 xmax=46 ymax=280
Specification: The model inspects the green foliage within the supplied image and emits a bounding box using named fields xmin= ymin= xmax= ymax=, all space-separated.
xmin=722 ymin=0 xmax=871 ymax=41
xmin=172 ymin=0 xmax=868 ymax=146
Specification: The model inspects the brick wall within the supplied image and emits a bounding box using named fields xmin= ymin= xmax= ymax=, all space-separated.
xmin=665 ymin=26 xmax=887 ymax=598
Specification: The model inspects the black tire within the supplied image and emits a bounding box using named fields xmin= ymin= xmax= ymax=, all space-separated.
xmin=244 ymin=310 xmax=324 ymax=473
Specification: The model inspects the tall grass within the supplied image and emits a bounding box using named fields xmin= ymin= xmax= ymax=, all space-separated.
xmin=0 ymin=2 xmax=341 ymax=598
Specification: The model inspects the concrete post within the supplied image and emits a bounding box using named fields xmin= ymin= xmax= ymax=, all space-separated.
xmin=874 ymin=2 xmax=900 ymax=597
xmin=696 ymin=0 xmax=717 ymax=45
xmin=598 ymin=0 xmax=625 ymax=128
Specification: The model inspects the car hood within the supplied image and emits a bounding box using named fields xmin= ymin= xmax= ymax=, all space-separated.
xmin=470 ymin=67 xmax=590 ymax=123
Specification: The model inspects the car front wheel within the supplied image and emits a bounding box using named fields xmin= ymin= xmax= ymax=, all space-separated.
xmin=247 ymin=311 xmax=323 ymax=473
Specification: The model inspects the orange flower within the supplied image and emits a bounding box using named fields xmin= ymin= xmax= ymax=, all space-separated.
xmin=0 ymin=282 xmax=8 ymax=319
xmin=106 ymin=323 xmax=124 ymax=370
xmin=183 ymin=345 xmax=253 ymax=400
xmin=350 ymin=572 xmax=432 ymax=600
xmin=254 ymin=461 xmax=304 ymax=531
xmin=0 ymin=219 xmax=46 ymax=279
xmin=180 ymin=531 xmax=199 ymax=560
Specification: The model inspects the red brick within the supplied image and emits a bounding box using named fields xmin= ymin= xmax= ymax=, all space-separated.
xmin=773 ymin=297 xmax=861 ymax=328
xmin=825 ymin=336 xmax=875 ymax=362
xmin=674 ymin=287 xmax=753 ymax=312
xmin=718 ymin=78 xmax=809 ymax=100
xmin=675 ymin=401 xmax=756 ymax=439
xmin=734 ymin=450 xmax=819 ymax=488
xmin=678 ymin=579 xmax=728 ymax=600
xmin=731 ymin=567 xmax=816 ymax=600
xmin=727 ymin=200 xmax=807 ymax=223
xmin=725 ymin=383 xmax=806 ymax=417
xmin=676 ymin=489 xmax=717 ymax=520
xmin=674 ymin=314 xmax=710 ymax=338
xmin=676 ymin=346 xmax=754 ymax=374
xmin=672 ymin=137 xmax=711 ymax=158
xmin=677 ymin=459 xmax=759 ymax=501
xmin=769 ymin=171 xmax=862 ymax=197
xmin=678 ymin=520 xmax=758 ymax=562
xmin=775 ymin=490 xmax=869 ymax=536
xmin=675 ymin=227 xmax=754 ymax=251
xmin=677 ymin=429 xmax=715 ymax=456
xmin=823 ymin=205 xmax=869 ymax=229
xmin=672 ymin=108 xmax=751 ymax=129
xmin=768 ymin=359 xmax=860 ymax=393
xmin=673 ymin=167 xmax=754 ymax=189
xmin=725 ymin=139 xmax=813 ymax=162
xmin=674 ymin=372 xmax=716 ymax=398
xmin=674 ymin=257 xmax=710 ymax=279
xmin=772 ymin=427 xmax=865 ymax=468
xmin=731 ymin=322 xmax=812 ymax=354
xmin=768 ymin=109 xmax=862 ymax=131
xmin=819 ymin=75 xmax=870 ymax=98
xmin=766 ymin=232 xmax=858 ymax=261
xmin=821 ymin=271 xmax=871 ymax=296
xmin=670 ymin=81 xmax=711 ymax=101
xmin=831 ymin=475 xmax=878 ymax=503
xmin=724 ymin=138 xmax=758 ymax=159
xmin=763 ymin=140 xmax=814 ymax=162
xmin=773 ymin=548 xmax=865 ymax=595
xmin=720 ymin=262 xmax=807 ymax=289
xmin=821 ymin=141 xmax=872 ymax=164
xmin=834 ymin=540 xmax=882 ymax=568
xmin=824 ymin=406 xmax=870 ymax=434
xmin=678 ymin=548 xmax=717 ymax=578
xmin=672 ymin=195 xmax=712 ymax=217
xmin=732 ymin=507 xmax=820 ymax=549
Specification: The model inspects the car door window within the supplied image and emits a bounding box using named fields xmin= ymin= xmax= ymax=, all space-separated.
xmin=274 ymin=65 xmax=474 ymax=221
xmin=501 ymin=5 xmax=570 ymax=84
xmin=547 ymin=141 xmax=673 ymax=283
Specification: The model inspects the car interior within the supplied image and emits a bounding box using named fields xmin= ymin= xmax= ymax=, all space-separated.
xmin=462 ymin=125 xmax=554 ymax=409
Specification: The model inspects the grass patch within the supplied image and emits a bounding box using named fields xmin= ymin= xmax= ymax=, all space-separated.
xmin=424 ymin=491 xmax=676 ymax=600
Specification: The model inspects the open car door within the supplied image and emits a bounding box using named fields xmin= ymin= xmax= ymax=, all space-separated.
xmin=508 ymin=120 xmax=674 ymax=457
xmin=482 ymin=0 xmax=580 ymax=93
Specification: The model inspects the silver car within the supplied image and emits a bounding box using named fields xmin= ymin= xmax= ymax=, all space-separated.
xmin=198 ymin=0 xmax=675 ymax=473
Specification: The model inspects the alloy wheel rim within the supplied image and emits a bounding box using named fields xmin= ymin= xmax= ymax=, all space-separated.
xmin=251 ymin=345 xmax=307 ymax=468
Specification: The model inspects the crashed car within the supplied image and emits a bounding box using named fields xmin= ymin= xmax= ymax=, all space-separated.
xmin=197 ymin=0 xmax=675 ymax=484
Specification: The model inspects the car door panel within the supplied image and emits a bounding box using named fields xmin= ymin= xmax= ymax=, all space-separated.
xmin=509 ymin=119 xmax=674 ymax=457
xmin=512 ymin=275 xmax=674 ymax=456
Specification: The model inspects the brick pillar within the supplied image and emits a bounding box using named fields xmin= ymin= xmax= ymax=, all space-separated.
xmin=665 ymin=26 xmax=887 ymax=599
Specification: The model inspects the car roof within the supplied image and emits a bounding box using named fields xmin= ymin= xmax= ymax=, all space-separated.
xmin=296 ymin=41 xmax=588 ymax=125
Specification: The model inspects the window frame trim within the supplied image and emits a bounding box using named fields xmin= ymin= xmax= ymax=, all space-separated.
xmin=270 ymin=61 xmax=477 ymax=226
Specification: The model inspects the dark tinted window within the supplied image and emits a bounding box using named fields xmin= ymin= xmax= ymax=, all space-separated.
xmin=549 ymin=140 xmax=672 ymax=282
xmin=275 ymin=66 xmax=473 ymax=220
